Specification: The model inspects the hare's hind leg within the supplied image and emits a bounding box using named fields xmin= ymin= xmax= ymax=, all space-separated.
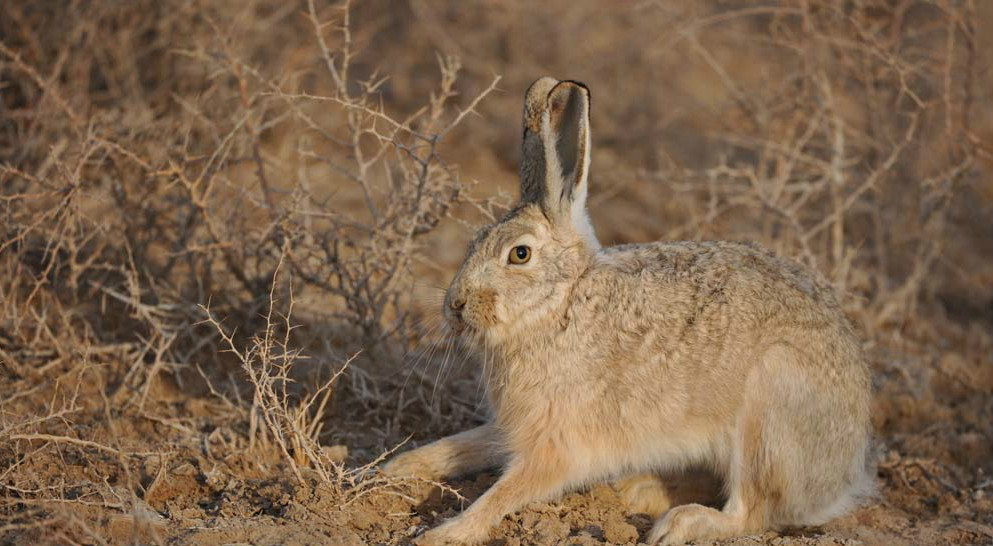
xmin=736 ymin=344 xmax=871 ymax=528
xmin=647 ymin=375 xmax=772 ymax=544
xmin=650 ymin=345 xmax=866 ymax=545
xmin=647 ymin=414 xmax=773 ymax=546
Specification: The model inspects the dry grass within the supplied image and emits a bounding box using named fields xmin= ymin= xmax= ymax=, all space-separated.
xmin=1 ymin=1 xmax=991 ymax=545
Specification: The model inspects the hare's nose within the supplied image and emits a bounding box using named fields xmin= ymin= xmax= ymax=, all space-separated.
xmin=449 ymin=298 xmax=466 ymax=313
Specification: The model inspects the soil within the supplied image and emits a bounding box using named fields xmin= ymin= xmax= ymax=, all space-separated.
xmin=2 ymin=315 xmax=991 ymax=546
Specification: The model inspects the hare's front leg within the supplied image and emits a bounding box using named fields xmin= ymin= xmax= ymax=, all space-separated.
xmin=417 ymin=452 xmax=569 ymax=545
xmin=383 ymin=423 xmax=503 ymax=481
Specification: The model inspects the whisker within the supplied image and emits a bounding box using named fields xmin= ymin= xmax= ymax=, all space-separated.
xmin=475 ymin=335 xmax=489 ymax=402
xmin=479 ymin=333 xmax=493 ymax=409
xmin=432 ymin=331 xmax=457 ymax=402
xmin=402 ymin=319 xmax=445 ymax=387
xmin=395 ymin=314 xmax=448 ymax=394
xmin=434 ymin=326 xmax=476 ymax=403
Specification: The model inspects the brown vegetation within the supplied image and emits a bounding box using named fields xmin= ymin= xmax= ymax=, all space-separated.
xmin=1 ymin=1 xmax=991 ymax=545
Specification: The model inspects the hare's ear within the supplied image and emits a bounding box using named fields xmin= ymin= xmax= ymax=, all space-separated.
xmin=520 ymin=78 xmax=598 ymax=246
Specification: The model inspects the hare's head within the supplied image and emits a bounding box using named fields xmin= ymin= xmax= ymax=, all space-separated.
xmin=444 ymin=77 xmax=599 ymax=345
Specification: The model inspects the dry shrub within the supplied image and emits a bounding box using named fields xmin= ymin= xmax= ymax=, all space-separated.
xmin=638 ymin=1 xmax=985 ymax=333
xmin=1 ymin=0 xmax=494 ymax=540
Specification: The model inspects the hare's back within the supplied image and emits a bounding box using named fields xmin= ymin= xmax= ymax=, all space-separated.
xmin=596 ymin=240 xmax=846 ymax=319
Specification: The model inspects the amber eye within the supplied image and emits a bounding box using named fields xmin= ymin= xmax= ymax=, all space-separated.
xmin=508 ymin=245 xmax=531 ymax=264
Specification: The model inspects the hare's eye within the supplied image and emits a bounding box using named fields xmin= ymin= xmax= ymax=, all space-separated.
xmin=508 ymin=245 xmax=531 ymax=265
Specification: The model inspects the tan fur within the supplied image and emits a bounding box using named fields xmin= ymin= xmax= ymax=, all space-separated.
xmin=614 ymin=473 xmax=673 ymax=517
xmin=383 ymin=77 xmax=873 ymax=545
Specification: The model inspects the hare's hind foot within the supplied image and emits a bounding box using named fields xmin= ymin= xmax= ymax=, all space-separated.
xmin=648 ymin=503 xmax=760 ymax=545
xmin=614 ymin=473 xmax=672 ymax=517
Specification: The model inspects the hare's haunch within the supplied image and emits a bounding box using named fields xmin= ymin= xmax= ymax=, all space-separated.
xmin=384 ymin=77 xmax=873 ymax=546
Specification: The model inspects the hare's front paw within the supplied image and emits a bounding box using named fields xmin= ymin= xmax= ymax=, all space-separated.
xmin=382 ymin=449 xmax=441 ymax=480
xmin=414 ymin=517 xmax=488 ymax=546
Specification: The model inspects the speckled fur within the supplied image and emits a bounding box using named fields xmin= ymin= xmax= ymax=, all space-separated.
xmin=384 ymin=78 xmax=873 ymax=546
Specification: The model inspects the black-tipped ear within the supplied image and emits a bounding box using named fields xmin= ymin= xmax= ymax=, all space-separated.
xmin=519 ymin=78 xmax=593 ymax=228
xmin=545 ymin=80 xmax=591 ymax=211
xmin=520 ymin=77 xmax=559 ymax=205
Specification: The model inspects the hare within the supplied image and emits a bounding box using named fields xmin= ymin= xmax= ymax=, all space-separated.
xmin=384 ymin=77 xmax=873 ymax=545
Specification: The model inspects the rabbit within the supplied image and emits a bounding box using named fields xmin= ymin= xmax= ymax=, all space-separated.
xmin=383 ymin=76 xmax=873 ymax=546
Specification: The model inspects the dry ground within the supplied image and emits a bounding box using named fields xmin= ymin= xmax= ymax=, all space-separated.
xmin=2 ymin=1 xmax=992 ymax=545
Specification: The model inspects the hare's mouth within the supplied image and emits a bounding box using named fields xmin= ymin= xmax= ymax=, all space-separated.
xmin=446 ymin=309 xmax=495 ymax=339
xmin=443 ymin=305 xmax=469 ymax=335
xmin=445 ymin=312 xmax=473 ymax=336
